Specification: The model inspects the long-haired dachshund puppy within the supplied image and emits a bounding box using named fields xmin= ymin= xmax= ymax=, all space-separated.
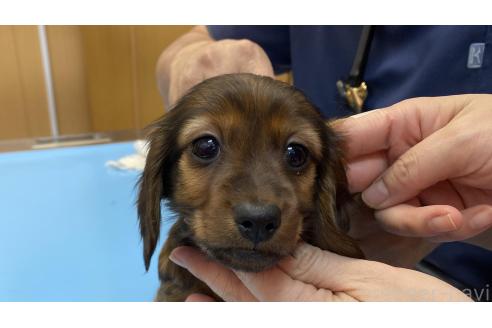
xmin=138 ymin=73 xmax=364 ymax=301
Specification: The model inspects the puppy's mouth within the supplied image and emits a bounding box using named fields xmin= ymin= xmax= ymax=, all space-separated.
xmin=203 ymin=247 xmax=284 ymax=272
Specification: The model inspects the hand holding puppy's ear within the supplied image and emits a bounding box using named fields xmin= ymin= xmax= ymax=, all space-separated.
xmin=170 ymin=243 xmax=471 ymax=301
xmin=339 ymin=95 xmax=492 ymax=246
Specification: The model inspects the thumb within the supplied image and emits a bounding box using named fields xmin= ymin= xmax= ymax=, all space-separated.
xmin=361 ymin=128 xmax=461 ymax=209
xmin=277 ymin=243 xmax=366 ymax=291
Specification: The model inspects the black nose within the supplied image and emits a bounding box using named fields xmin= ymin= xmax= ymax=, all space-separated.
xmin=233 ymin=203 xmax=281 ymax=244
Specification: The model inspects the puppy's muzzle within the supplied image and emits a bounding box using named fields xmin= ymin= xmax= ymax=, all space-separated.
xmin=233 ymin=203 xmax=281 ymax=245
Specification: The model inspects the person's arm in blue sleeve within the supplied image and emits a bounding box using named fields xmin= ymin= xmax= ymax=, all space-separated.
xmin=207 ymin=26 xmax=291 ymax=75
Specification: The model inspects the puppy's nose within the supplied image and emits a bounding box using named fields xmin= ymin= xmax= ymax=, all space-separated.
xmin=233 ymin=203 xmax=281 ymax=244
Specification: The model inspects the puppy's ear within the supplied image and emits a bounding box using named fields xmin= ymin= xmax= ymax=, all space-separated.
xmin=310 ymin=126 xmax=365 ymax=259
xmin=137 ymin=114 xmax=179 ymax=271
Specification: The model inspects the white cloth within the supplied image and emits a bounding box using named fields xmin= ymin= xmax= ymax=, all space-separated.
xmin=106 ymin=140 xmax=148 ymax=171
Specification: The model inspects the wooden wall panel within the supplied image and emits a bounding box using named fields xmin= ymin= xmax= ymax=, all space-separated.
xmin=0 ymin=26 xmax=51 ymax=140
xmin=11 ymin=26 xmax=51 ymax=138
xmin=46 ymin=26 xmax=91 ymax=135
xmin=80 ymin=25 xmax=191 ymax=132
xmin=81 ymin=26 xmax=136 ymax=132
xmin=0 ymin=25 xmax=194 ymax=141
xmin=0 ymin=26 xmax=29 ymax=139
xmin=132 ymin=26 xmax=192 ymax=128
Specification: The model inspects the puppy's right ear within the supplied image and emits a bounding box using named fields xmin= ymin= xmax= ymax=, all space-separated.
xmin=137 ymin=114 xmax=178 ymax=271
xmin=311 ymin=122 xmax=365 ymax=259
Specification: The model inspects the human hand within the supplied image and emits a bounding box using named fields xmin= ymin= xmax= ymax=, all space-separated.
xmin=164 ymin=37 xmax=274 ymax=106
xmin=169 ymin=243 xmax=471 ymax=301
xmin=339 ymin=94 xmax=492 ymax=245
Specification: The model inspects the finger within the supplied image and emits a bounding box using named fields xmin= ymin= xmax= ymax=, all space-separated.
xmin=361 ymin=127 xmax=466 ymax=209
xmin=429 ymin=205 xmax=492 ymax=243
xmin=338 ymin=96 xmax=467 ymax=160
xmin=337 ymin=109 xmax=393 ymax=160
xmin=346 ymin=152 xmax=388 ymax=193
xmin=169 ymin=246 xmax=256 ymax=301
xmin=351 ymin=97 xmax=472 ymax=209
xmin=233 ymin=264 xmax=332 ymax=301
xmin=374 ymin=204 xmax=464 ymax=237
xmin=277 ymin=243 xmax=380 ymax=293
xmin=417 ymin=180 xmax=465 ymax=210
xmin=451 ymin=183 xmax=492 ymax=208
xmin=185 ymin=293 xmax=216 ymax=302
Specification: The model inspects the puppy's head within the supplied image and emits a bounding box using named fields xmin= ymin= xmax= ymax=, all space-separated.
xmin=138 ymin=73 xmax=362 ymax=272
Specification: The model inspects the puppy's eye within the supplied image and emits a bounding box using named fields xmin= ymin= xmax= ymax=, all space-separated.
xmin=192 ymin=136 xmax=220 ymax=162
xmin=285 ymin=143 xmax=309 ymax=169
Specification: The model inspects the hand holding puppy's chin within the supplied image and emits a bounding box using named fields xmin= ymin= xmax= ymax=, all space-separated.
xmin=170 ymin=243 xmax=471 ymax=302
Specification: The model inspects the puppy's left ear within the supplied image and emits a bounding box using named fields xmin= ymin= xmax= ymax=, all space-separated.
xmin=137 ymin=114 xmax=179 ymax=271
xmin=310 ymin=126 xmax=365 ymax=259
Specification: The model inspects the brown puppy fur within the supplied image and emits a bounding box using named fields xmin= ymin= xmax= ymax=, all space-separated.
xmin=138 ymin=74 xmax=364 ymax=301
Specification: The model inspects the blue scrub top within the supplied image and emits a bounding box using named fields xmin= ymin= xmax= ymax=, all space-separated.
xmin=208 ymin=25 xmax=492 ymax=298
xmin=208 ymin=26 xmax=492 ymax=117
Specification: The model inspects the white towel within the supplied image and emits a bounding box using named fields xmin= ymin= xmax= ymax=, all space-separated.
xmin=106 ymin=140 xmax=148 ymax=171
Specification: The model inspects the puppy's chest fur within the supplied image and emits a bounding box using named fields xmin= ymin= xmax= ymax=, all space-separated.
xmin=155 ymin=220 xmax=218 ymax=301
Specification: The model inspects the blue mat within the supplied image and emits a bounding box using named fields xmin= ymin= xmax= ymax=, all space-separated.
xmin=0 ymin=142 xmax=172 ymax=301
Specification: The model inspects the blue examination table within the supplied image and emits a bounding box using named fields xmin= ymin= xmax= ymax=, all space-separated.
xmin=0 ymin=142 xmax=170 ymax=301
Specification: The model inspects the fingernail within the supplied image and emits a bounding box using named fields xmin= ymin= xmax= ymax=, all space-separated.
xmin=469 ymin=211 xmax=492 ymax=230
xmin=428 ymin=214 xmax=458 ymax=233
xmin=361 ymin=179 xmax=389 ymax=208
xmin=169 ymin=248 xmax=187 ymax=268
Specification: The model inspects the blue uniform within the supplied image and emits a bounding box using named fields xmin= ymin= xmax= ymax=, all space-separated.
xmin=208 ymin=26 xmax=492 ymax=300
xmin=208 ymin=26 xmax=492 ymax=117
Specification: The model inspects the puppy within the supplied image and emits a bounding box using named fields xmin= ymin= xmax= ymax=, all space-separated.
xmin=138 ymin=73 xmax=364 ymax=301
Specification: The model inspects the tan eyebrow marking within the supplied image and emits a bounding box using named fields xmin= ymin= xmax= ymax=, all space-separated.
xmin=178 ymin=116 xmax=219 ymax=147
xmin=288 ymin=124 xmax=322 ymax=159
